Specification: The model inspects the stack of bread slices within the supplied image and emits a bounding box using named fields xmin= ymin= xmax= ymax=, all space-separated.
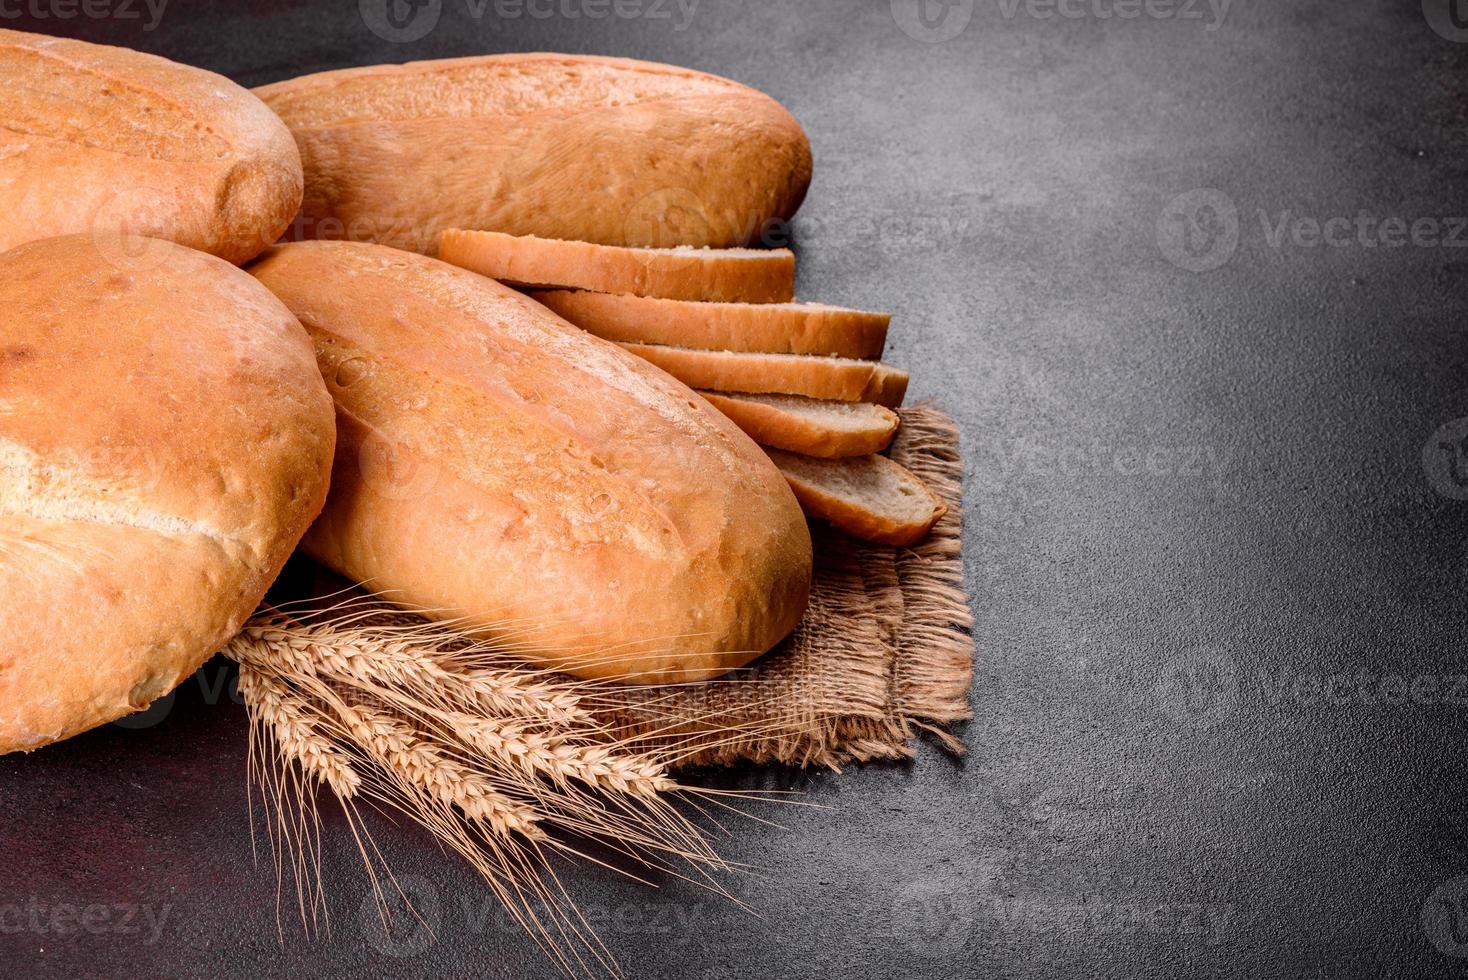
xmin=439 ymin=230 xmax=947 ymax=547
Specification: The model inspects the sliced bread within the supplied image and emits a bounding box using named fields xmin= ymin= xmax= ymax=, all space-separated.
xmin=767 ymin=450 xmax=946 ymax=547
xmin=700 ymin=391 xmax=900 ymax=458
xmin=619 ymin=344 xmax=909 ymax=407
xmin=530 ymin=290 xmax=890 ymax=359
xmin=439 ymin=229 xmax=795 ymax=303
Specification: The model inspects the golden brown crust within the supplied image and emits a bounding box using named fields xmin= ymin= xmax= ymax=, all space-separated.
xmin=0 ymin=235 xmax=335 ymax=753
xmin=530 ymin=291 xmax=890 ymax=359
xmin=249 ymin=241 xmax=812 ymax=685
xmin=256 ymin=52 xmax=812 ymax=253
xmin=620 ymin=344 xmax=910 ymax=407
xmin=699 ymin=392 xmax=900 ymax=458
xmin=0 ymin=29 xmax=302 ymax=265
xmin=767 ymin=451 xmax=946 ymax=547
xmin=440 ymin=230 xmax=795 ymax=303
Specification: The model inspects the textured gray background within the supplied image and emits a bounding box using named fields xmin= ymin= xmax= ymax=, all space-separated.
xmin=2 ymin=0 xmax=1468 ymax=976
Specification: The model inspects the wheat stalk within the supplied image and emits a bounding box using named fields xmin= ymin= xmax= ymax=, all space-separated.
xmin=235 ymin=618 xmax=590 ymax=727
xmin=224 ymin=601 xmax=776 ymax=977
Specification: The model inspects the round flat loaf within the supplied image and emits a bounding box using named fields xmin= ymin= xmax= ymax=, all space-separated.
xmin=0 ymin=28 xmax=302 ymax=265
xmin=255 ymin=53 xmax=811 ymax=253
xmin=249 ymin=241 xmax=813 ymax=685
xmin=0 ymin=235 xmax=335 ymax=753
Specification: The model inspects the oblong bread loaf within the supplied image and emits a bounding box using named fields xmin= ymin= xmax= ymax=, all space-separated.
xmin=0 ymin=235 xmax=335 ymax=753
xmin=255 ymin=53 xmax=812 ymax=253
xmin=767 ymin=450 xmax=946 ymax=547
xmin=620 ymin=344 xmax=910 ymax=407
xmin=700 ymin=392 xmax=900 ymax=458
xmin=441 ymin=230 xmax=795 ymax=303
xmin=531 ymin=291 xmax=890 ymax=359
xmin=249 ymin=241 xmax=812 ymax=685
xmin=0 ymin=29 xmax=302 ymax=264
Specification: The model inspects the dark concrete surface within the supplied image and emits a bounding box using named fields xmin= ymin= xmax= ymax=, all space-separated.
xmin=3 ymin=0 xmax=1468 ymax=976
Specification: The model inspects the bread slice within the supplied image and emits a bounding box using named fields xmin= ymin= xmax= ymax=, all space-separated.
xmin=700 ymin=391 xmax=899 ymax=458
xmin=619 ymin=344 xmax=909 ymax=407
xmin=530 ymin=290 xmax=889 ymax=359
xmin=439 ymin=229 xmax=795 ymax=303
xmin=767 ymin=450 xmax=946 ymax=547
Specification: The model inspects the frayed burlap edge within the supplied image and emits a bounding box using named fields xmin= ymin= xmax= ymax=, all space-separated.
xmin=597 ymin=406 xmax=974 ymax=769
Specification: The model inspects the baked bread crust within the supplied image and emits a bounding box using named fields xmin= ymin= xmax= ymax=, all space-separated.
xmin=0 ymin=29 xmax=302 ymax=265
xmin=249 ymin=241 xmax=812 ymax=685
xmin=699 ymin=392 xmax=900 ymax=458
xmin=530 ymin=292 xmax=890 ymax=359
xmin=620 ymin=344 xmax=910 ymax=407
xmin=0 ymin=235 xmax=335 ymax=753
xmin=255 ymin=53 xmax=812 ymax=253
xmin=767 ymin=451 xmax=946 ymax=547
xmin=441 ymin=230 xmax=796 ymax=303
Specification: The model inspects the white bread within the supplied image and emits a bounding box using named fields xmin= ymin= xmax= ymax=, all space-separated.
xmin=0 ymin=29 xmax=302 ymax=265
xmin=700 ymin=392 xmax=900 ymax=458
xmin=440 ymin=230 xmax=795 ymax=303
xmin=767 ymin=450 xmax=946 ymax=547
xmin=249 ymin=241 xmax=812 ymax=686
xmin=619 ymin=344 xmax=910 ymax=408
xmin=255 ymin=53 xmax=812 ymax=254
xmin=529 ymin=291 xmax=890 ymax=359
xmin=0 ymin=235 xmax=335 ymax=753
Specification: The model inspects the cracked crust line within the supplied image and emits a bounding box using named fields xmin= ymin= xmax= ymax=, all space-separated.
xmin=0 ymin=437 xmax=253 ymax=564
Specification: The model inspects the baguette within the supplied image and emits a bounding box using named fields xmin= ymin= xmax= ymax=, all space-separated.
xmin=0 ymin=235 xmax=334 ymax=753
xmin=255 ymin=53 xmax=811 ymax=253
xmin=0 ymin=29 xmax=302 ymax=264
xmin=250 ymin=241 xmax=812 ymax=686
xmin=530 ymin=291 xmax=889 ymax=359
xmin=767 ymin=450 xmax=946 ymax=547
xmin=700 ymin=392 xmax=900 ymax=458
xmin=440 ymin=230 xmax=795 ymax=303
xmin=620 ymin=344 xmax=909 ymax=408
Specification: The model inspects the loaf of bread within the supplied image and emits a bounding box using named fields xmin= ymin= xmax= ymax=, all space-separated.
xmin=619 ymin=344 xmax=911 ymax=407
xmin=0 ymin=29 xmax=302 ymax=265
xmin=249 ymin=241 xmax=812 ymax=685
xmin=256 ymin=54 xmax=812 ymax=254
xmin=440 ymin=230 xmax=796 ymax=303
xmin=531 ymin=291 xmax=890 ymax=359
xmin=0 ymin=235 xmax=335 ymax=753
xmin=700 ymin=392 xmax=900 ymax=458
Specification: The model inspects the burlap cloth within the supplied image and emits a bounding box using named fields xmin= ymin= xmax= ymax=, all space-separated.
xmin=596 ymin=406 xmax=973 ymax=768
xmin=280 ymin=406 xmax=972 ymax=770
